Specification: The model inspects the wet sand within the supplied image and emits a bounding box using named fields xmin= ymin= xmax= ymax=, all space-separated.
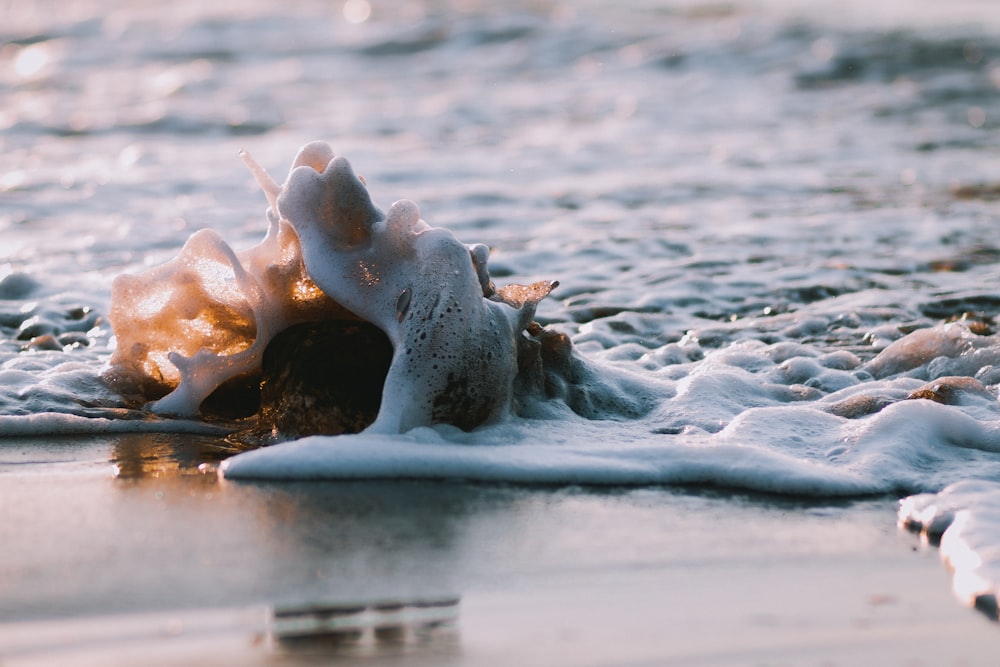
xmin=0 ymin=434 xmax=996 ymax=666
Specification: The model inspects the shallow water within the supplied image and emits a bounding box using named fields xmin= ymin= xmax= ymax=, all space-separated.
xmin=3 ymin=0 xmax=1000 ymax=627
xmin=5 ymin=437 xmax=994 ymax=665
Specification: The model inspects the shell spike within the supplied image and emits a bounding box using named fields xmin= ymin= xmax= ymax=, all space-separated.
xmin=240 ymin=149 xmax=282 ymax=212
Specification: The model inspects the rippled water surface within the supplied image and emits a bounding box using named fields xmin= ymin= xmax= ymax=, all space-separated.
xmin=3 ymin=0 xmax=1000 ymax=625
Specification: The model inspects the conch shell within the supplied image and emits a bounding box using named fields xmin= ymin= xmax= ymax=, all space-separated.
xmin=105 ymin=142 xmax=555 ymax=434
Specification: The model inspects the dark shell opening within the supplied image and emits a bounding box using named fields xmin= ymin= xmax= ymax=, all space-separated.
xmin=202 ymin=320 xmax=393 ymax=442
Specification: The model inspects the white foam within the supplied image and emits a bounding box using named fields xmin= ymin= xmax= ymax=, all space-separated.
xmin=0 ymin=413 xmax=227 ymax=437
xmin=219 ymin=423 xmax=875 ymax=494
xmin=221 ymin=376 xmax=1000 ymax=498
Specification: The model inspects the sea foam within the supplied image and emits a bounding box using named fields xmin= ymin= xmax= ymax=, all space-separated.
xmin=222 ymin=332 xmax=1000 ymax=501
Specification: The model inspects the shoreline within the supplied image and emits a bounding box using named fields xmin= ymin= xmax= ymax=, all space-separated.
xmin=1 ymin=434 xmax=998 ymax=665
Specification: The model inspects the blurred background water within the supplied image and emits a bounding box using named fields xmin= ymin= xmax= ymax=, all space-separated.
xmin=3 ymin=0 xmax=1000 ymax=634
xmin=3 ymin=0 xmax=999 ymax=351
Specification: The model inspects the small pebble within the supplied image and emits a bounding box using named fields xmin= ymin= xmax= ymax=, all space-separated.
xmin=24 ymin=334 xmax=63 ymax=351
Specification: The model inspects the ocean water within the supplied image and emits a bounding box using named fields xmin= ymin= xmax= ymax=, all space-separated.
xmin=3 ymin=0 xmax=1000 ymax=617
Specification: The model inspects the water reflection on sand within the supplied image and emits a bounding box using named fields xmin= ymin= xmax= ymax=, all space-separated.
xmin=2 ymin=433 xmax=1000 ymax=663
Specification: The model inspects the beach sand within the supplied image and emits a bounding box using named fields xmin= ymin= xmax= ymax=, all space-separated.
xmin=0 ymin=434 xmax=996 ymax=666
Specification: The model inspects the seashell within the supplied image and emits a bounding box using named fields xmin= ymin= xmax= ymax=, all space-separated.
xmin=104 ymin=142 xmax=556 ymax=434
